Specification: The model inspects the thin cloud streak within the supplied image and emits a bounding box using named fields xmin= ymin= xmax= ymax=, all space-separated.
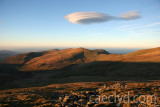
xmin=118 ymin=22 xmax=160 ymax=31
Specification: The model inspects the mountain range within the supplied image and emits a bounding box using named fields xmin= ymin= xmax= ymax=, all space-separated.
xmin=0 ymin=47 xmax=160 ymax=89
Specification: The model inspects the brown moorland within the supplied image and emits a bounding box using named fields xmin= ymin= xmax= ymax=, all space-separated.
xmin=0 ymin=81 xmax=160 ymax=107
xmin=0 ymin=47 xmax=159 ymax=89
xmin=2 ymin=47 xmax=160 ymax=72
xmin=0 ymin=47 xmax=160 ymax=106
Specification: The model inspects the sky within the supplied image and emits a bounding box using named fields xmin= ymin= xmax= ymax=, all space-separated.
xmin=0 ymin=0 xmax=160 ymax=50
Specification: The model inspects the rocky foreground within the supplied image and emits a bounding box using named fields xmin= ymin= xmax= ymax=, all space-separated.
xmin=0 ymin=81 xmax=160 ymax=107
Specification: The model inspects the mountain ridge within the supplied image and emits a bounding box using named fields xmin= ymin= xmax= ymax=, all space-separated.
xmin=1 ymin=47 xmax=160 ymax=71
xmin=0 ymin=47 xmax=160 ymax=89
xmin=2 ymin=48 xmax=110 ymax=71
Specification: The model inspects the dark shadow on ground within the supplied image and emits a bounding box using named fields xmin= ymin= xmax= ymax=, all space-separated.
xmin=0 ymin=61 xmax=160 ymax=89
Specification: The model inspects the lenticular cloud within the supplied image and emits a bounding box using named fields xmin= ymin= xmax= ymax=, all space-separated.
xmin=65 ymin=12 xmax=113 ymax=24
xmin=65 ymin=11 xmax=141 ymax=24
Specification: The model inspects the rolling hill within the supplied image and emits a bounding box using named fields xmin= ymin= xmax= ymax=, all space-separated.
xmin=2 ymin=48 xmax=111 ymax=71
xmin=124 ymin=47 xmax=160 ymax=62
xmin=0 ymin=47 xmax=160 ymax=89
xmin=1 ymin=47 xmax=160 ymax=71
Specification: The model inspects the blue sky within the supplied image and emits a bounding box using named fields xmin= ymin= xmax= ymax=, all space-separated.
xmin=0 ymin=0 xmax=160 ymax=49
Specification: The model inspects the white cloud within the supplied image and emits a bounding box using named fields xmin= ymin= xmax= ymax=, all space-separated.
xmin=65 ymin=11 xmax=141 ymax=24
xmin=65 ymin=12 xmax=113 ymax=24
xmin=120 ymin=11 xmax=141 ymax=20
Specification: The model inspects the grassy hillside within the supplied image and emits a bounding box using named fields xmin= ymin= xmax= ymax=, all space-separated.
xmin=2 ymin=47 xmax=160 ymax=72
xmin=0 ymin=47 xmax=160 ymax=89
xmin=2 ymin=48 xmax=110 ymax=71
xmin=124 ymin=47 xmax=160 ymax=62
